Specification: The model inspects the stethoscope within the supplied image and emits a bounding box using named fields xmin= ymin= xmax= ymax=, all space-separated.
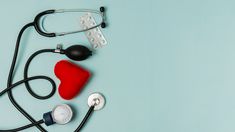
xmin=0 ymin=7 xmax=106 ymax=132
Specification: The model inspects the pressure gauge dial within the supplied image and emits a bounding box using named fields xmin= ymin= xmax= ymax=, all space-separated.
xmin=51 ymin=104 xmax=73 ymax=125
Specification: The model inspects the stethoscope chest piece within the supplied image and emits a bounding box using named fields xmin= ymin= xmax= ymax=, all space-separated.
xmin=88 ymin=93 xmax=105 ymax=111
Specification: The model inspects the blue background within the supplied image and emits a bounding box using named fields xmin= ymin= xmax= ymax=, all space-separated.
xmin=0 ymin=0 xmax=235 ymax=132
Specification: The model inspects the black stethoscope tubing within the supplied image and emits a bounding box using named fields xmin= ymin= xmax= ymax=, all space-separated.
xmin=0 ymin=7 xmax=105 ymax=132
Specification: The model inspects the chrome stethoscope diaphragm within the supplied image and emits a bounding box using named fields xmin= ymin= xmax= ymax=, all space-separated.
xmin=88 ymin=92 xmax=106 ymax=111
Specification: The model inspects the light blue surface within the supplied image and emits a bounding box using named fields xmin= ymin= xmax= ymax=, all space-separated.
xmin=0 ymin=0 xmax=235 ymax=132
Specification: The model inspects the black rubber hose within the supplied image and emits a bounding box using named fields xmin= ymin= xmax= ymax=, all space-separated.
xmin=0 ymin=120 xmax=44 ymax=132
xmin=24 ymin=49 xmax=56 ymax=99
xmin=74 ymin=106 xmax=95 ymax=132
xmin=6 ymin=22 xmax=47 ymax=132
xmin=4 ymin=20 xmax=96 ymax=132
xmin=34 ymin=10 xmax=56 ymax=37
xmin=0 ymin=49 xmax=56 ymax=131
xmin=0 ymin=75 xmax=55 ymax=96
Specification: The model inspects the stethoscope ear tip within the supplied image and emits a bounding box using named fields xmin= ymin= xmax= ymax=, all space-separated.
xmin=100 ymin=7 xmax=105 ymax=12
xmin=101 ymin=22 xmax=106 ymax=28
xmin=100 ymin=7 xmax=106 ymax=29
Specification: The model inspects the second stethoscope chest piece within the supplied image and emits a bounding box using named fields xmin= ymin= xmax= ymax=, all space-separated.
xmin=88 ymin=93 xmax=105 ymax=111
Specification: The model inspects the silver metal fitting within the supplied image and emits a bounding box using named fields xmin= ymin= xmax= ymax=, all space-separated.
xmin=54 ymin=44 xmax=63 ymax=53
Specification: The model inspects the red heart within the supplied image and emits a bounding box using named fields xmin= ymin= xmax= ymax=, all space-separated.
xmin=54 ymin=60 xmax=91 ymax=100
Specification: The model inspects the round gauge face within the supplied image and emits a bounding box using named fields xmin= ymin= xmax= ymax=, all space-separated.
xmin=52 ymin=104 xmax=73 ymax=125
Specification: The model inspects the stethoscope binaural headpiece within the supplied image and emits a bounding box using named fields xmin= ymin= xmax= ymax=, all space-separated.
xmin=34 ymin=7 xmax=106 ymax=37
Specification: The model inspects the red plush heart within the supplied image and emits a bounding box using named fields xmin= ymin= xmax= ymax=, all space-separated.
xmin=54 ymin=60 xmax=91 ymax=100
